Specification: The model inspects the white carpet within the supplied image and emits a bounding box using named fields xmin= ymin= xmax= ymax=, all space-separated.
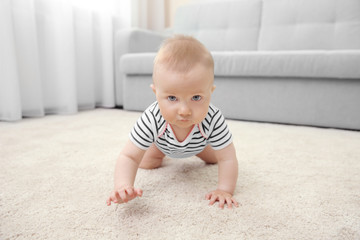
xmin=1 ymin=108 xmax=360 ymax=240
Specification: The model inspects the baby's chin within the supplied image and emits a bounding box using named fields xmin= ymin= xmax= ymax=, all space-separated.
xmin=174 ymin=120 xmax=194 ymax=128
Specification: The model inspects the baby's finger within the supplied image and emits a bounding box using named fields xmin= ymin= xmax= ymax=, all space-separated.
xmin=209 ymin=194 xmax=218 ymax=206
xmin=232 ymin=197 xmax=239 ymax=207
xmin=225 ymin=197 xmax=233 ymax=209
xmin=113 ymin=191 xmax=123 ymax=203
xmin=125 ymin=187 xmax=134 ymax=197
xmin=108 ymin=191 xmax=122 ymax=205
xmin=134 ymin=188 xmax=143 ymax=197
xmin=219 ymin=197 xmax=225 ymax=209
xmin=119 ymin=190 xmax=128 ymax=203
xmin=106 ymin=197 xmax=112 ymax=206
xmin=205 ymin=192 xmax=212 ymax=200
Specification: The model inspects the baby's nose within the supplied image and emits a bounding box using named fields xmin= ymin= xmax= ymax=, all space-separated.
xmin=178 ymin=104 xmax=191 ymax=116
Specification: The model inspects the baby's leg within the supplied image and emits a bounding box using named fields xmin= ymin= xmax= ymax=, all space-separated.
xmin=139 ymin=143 xmax=165 ymax=169
xmin=196 ymin=145 xmax=218 ymax=164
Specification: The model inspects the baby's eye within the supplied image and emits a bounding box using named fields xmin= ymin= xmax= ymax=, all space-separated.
xmin=168 ymin=96 xmax=177 ymax=101
xmin=192 ymin=95 xmax=202 ymax=101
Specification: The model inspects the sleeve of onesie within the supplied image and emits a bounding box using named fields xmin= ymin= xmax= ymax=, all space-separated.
xmin=208 ymin=110 xmax=233 ymax=150
xmin=129 ymin=106 xmax=156 ymax=150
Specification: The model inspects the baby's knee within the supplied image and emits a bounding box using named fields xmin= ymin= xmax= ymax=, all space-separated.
xmin=199 ymin=157 xmax=218 ymax=164
xmin=196 ymin=146 xmax=218 ymax=164
xmin=139 ymin=157 xmax=163 ymax=169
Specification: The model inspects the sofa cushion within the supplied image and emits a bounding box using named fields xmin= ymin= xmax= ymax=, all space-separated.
xmin=213 ymin=51 xmax=360 ymax=79
xmin=258 ymin=0 xmax=360 ymax=50
xmin=173 ymin=0 xmax=262 ymax=51
xmin=120 ymin=51 xmax=360 ymax=79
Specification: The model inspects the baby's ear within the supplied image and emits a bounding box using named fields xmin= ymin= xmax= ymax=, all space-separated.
xmin=211 ymin=85 xmax=216 ymax=93
xmin=150 ymin=84 xmax=156 ymax=94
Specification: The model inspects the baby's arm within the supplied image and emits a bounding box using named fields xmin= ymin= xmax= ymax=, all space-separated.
xmin=206 ymin=143 xmax=239 ymax=209
xmin=106 ymin=140 xmax=145 ymax=205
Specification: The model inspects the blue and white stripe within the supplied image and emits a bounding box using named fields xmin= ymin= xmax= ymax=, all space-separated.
xmin=130 ymin=102 xmax=232 ymax=158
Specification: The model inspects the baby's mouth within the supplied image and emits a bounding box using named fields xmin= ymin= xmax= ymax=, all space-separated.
xmin=179 ymin=118 xmax=190 ymax=122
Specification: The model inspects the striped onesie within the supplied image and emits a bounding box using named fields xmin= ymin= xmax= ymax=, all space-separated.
xmin=130 ymin=101 xmax=233 ymax=159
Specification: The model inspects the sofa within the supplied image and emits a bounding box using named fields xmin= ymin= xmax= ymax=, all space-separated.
xmin=115 ymin=0 xmax=360 ymax=130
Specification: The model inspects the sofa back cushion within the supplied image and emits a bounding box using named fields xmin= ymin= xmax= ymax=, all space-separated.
xmin=173 ymin=0 xmax=262 ymax=51
xmin=258 ymin=0 xmax=360 ymax=50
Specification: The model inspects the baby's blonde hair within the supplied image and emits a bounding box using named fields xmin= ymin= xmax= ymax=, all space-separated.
xmin=153 ymin=35 xmax=214 ymax=80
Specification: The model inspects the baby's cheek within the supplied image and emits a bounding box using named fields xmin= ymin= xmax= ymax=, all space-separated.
xmin=196 ymin=106 xmax=209 ymax=121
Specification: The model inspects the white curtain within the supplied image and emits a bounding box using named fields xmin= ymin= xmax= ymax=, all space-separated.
xmin=0 ymin=0 xmax=131 ymax=121
xmin=132 ymin=0 xmax=166 ymax=31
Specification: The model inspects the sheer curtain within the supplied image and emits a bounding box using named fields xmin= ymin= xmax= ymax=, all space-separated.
xmin=132 ymin=0 xmax=166 ymax=31
xmin=0 ymin=0 xmax=131 ymax=121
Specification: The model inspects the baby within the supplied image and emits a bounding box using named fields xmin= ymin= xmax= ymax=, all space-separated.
xmin=107 ymin=35 xmax=239 ymax=209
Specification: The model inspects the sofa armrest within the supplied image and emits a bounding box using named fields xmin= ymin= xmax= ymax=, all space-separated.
xmin=114 ymin=28 xmax=169 ymax=106
xmin=115 ymin=28 xmax=168 ymax=56
xmin=115 ymin=28 xmax=170 ymax=106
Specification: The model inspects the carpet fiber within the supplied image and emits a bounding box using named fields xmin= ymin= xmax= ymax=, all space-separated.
xmin=1 ymin=109 xmax=360 ymax=240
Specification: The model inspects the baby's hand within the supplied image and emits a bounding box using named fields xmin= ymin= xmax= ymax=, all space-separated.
xmin=206 ymin=189 xmax=239 ymax=209
xmin=106 ymin=186 xmax=143 ymax=206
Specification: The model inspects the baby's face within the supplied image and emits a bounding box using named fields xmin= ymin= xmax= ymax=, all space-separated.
xmin=152 ymin=64 xmax=215 ymax=130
